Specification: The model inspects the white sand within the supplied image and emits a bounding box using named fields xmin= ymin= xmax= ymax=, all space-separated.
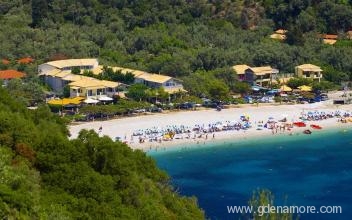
xmin=69 ymin=101 xmax=351 ymax=151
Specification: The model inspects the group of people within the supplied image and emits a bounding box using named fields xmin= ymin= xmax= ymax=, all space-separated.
xmin=117 ymin=109 xmax=352 ymax=146
xmin=300 ymin=110 xmax=350 ymax=121
xmin=131 ymin=119 xmax=252 ymax=144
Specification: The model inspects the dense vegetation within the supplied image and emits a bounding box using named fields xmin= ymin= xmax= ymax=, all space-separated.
xmin=1 ymin=0 xmax=352 ymax=99
xmin=0 ymin=87 xmax=204 ymax=219
xmin=2 ymin=1 xmax=347 ymax=218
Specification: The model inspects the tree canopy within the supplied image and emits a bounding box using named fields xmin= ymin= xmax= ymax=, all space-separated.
xmin=0 ymin=0 xmax=352 ymax=89
xmin=0 ymin=87 xmax=204 ymax=219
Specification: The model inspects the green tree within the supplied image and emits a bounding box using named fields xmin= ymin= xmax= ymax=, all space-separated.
xmin=233 ymin=81 xmax=251 ymax=94
xmin=287 ymin=77 xmax=312 ymax=89
xmin=208 ymin=80 xmax=230 ymax=100
xmin=31 ymin=0 xmax=48 ymax=27
xmin=126 ymin=84 xmax=149 ymax=101
xmin=63 ymin=85 xmax=71 ymax=98
xmin=312 ymin=81 xmax=337 ymax=91
xmin=71 ymin=67 xmax=81 ymax=75
xmin=249 ymin=189 xmax=296 ymax=220
xmin=285 ymin=25 xmax=305 ymax=46
xmin=0 ymin=87 xmax=205 ymax=219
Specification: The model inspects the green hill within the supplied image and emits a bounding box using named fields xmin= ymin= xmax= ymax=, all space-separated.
xmin=0 ymin=87 xmax=204 ymax=219
xmin=0 ymin=0 xmax=351 ymax=83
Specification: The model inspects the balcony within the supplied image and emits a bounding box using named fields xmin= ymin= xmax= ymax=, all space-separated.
xmin=255 ymin=78 xmax=271 ymax=83
xmin=162 ymin=85 xmax=186 ymax=94
xmin=302 ymin=74 xmax=322 ymax=79
xmin=163 ymin=85 xmax=184 ymax=90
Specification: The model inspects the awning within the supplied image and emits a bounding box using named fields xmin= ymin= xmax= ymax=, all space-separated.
xmin=84 ymin=98 xmax=99 ymax=104
xmin=280 ymin=85 xmax=292 ymax=92
xmin=48 ymin=97 xmax=84 ymax=105
xmin=298 ymin=85 xmax=312 ymax=92
xmin=98 ymin=96 xmax=113 ymax=101
xmin=252 ymin=85 xmax=269 ymax=91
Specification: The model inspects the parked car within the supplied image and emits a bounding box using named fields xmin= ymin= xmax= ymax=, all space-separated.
xmin=297 ymin=97 xmax=309 ymax=104
xmin=313 ymin=97 xmax=321 ymax=102
xmin=320 ymin=94 xmax=329 ymax=101
xmin=259 ymin=96 xmax=275 ymax=103
xmin=133 ymin=109 xmax=146 ymax=113
xmin=148 ymin=107 xmax=162 ymax=112
xmin=243 ymin=96 xmax=253 ymax=104
xmin=202 ymin=101 xmax=218 ymax=108
xmin=179 ymin=102 xmax=195 ymax=109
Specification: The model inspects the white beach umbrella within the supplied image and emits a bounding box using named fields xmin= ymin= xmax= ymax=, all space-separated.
xmin=98 ymin=96 xmax=113 ymax=101
xmin=84 ymin=98 xmax=99 ymax=104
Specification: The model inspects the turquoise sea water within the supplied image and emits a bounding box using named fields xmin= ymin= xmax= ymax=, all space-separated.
xmin=149 ymin=128 xmax=352 ymax=220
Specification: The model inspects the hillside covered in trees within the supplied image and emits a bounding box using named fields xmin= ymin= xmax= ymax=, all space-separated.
xmin=0 ymin=0 xmax=352 ymax=85
xmin=0 ymin=87 xmax=204 ymax=219
xmin=0 ymin=1 xmax=351 ymax=218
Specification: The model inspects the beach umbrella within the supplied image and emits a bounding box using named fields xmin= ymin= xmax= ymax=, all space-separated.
xmin=251 ymin=86 xmax=261 ymax=91
xmin=298 ymin=85 xmax=312 ymax=92
xmin=48 ymin=97 xmax=84 ymax=105
xmin=280 ymin=85 xmax=292 ymax=92
xmin=268 ymin=116 xmax=274 ymax=120
xmin=98 ymin=96 xmax=113 ymax=101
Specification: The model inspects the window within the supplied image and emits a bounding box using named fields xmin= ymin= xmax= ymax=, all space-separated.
xmin=304 ymin=72 xmax=310 ymax=78
xmin=165 ymin=82 xmax=176 ymax=87
xmin=62 ymin=67 xmax=71 ymax=71
xmin=97 ymin=89 xmax=106 ymax=95
xmin=107 ymin=87 xmax=114 ymax=92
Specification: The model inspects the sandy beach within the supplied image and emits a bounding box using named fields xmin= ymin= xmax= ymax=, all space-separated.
xmin=69 ymin=98 xmax=352 ymax=151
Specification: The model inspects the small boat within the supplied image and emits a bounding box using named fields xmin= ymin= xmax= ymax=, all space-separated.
xmin=303 ymin=129 xmax=312 ymax=134
xmin=293 ymin=122 xmax=306 ymax=127
xmin=310 ymin=124 xmax=322 ymax=129
xmin=279 ymin=118 xmax=287 ymax=122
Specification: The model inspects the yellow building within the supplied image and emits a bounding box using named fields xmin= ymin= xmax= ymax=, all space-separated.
xmin=233 ymin=65 xmax=251 ymax=81
xmin=295 ymin=64 xmax=323 ymax=82
xmin=69 ymin=79 xmax=124 ymax=98
xmin=233 ymin=64 xmax=279 ymax=87
xmin=245 ymin=66 xmax=278 ymax=87
xmin=270 ymin=29 xmax=287 ymax=41
xmin=39 ymin=58 xmax=185 ymax=95
xmin=92 ymin=65 xmax=186 ymax=94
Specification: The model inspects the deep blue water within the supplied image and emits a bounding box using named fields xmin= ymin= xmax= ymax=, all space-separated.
xmin=149 ymin=128 xmax=352 ymax=220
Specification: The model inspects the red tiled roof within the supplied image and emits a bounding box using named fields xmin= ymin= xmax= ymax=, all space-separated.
xmin=0 ymin=70 xmax=26 ymax=79
xmin=347 ymin=31 xmax=352 ymax=39
xmin=1 ymin=59 xmax=10 ymax=65
xmin=322 ymin=34 xmax=338 ymax=39
xmin=17 ymin=57 xmax=34 ymax=64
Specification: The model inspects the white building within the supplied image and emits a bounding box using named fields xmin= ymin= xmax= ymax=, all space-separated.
xmin=38 ymin=59 xmax=99 ymax=92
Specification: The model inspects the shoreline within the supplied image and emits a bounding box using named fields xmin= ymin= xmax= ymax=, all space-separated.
xmin=69 ymin=101 xmax=352 ymax=152
xmin=145 ymin=122 xmax=351 ymax=155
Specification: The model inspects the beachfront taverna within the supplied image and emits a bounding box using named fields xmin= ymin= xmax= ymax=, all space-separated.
xmin=295 ymin=64 xmax=323 ymax=82
xmin=38 ymin=59 xmax=125 ymax=99
xmin=38 ymin=58 xmax=185 ymax=98
xmin=90 ymin=65 xmax=185 ymax=94
xmin=233 ymin=65 xmax=278 ymax=87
